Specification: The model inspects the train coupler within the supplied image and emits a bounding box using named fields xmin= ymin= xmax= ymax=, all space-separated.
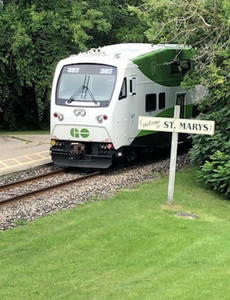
xmin=70 ymin=143 xmax=85 ymax=155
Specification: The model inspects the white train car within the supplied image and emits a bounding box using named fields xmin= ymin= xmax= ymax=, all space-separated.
xmin=50 ymin=43 xmax=199 ymax=168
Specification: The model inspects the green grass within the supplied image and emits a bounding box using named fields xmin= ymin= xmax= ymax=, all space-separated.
xmin=0 ymin=130 xmax=49 ymax=135
xmin=1 ymin=168 xmax=230 ymax=299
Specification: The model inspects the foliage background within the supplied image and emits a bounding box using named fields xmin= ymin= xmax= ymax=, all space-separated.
xmin=0 ymin=0 xmax=145 ymax=130
xmin=129 ymin=0 xmax=230 ymax=198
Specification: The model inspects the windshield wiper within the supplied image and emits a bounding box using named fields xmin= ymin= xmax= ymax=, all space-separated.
xmin=67 ymin=86 xmax=82 ymax=103
xmin=67 ymin=75 xmax=98 ymax=105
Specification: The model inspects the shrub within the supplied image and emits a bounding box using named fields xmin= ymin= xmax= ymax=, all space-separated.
xmin=189 ymin=106 xmax=230 ymax=165
xmin=196 ymin=150 xmax=230 ymax=198
xmin=189 ymin=106 xmax=230 ymax=198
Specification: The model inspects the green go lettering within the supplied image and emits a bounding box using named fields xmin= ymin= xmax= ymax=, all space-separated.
xmin=70 ymin=128 xmax=89 ymax=138
xmin=80 ymin=128 xmax=89 ymax=138
xmin=70 ymin=128 xmax=79 ymax=138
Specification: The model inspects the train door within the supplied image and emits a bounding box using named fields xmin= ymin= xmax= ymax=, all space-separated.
xmin=176 ymin=93 xmax=186 ymax=118
xmin=128 ymin=75 xmax=138 ymax=140
xmin=113 ymin=77 xmax=130 ymax=148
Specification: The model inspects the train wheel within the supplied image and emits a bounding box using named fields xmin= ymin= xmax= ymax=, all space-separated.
xmin=124 ymin=148 xmax=137 ymax=163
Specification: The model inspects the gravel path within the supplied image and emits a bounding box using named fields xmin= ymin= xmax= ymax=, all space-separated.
xmin=0 ymin=154 xmax=190 ymax=231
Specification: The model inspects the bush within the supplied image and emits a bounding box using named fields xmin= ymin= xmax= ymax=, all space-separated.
xmin=196 ymin=150 xmax=230 ymax=198
xmin=189 ymin=106 xmax=230 ymax=165
xmin=190 ymin=106 xmax=230 ymax=198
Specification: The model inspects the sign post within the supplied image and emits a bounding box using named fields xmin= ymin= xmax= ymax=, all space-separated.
xmin=138 ymin=106 xmax=215 ymax=205
xmin=167 ymin=105 xmax=180 ymax=205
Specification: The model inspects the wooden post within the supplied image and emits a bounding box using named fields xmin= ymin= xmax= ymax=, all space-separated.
xmin=167 ymin=105 xmax=180 ymax=205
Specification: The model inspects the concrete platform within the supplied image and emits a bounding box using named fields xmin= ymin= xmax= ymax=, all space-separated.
xmin=0 ymin=134 xmax=51 ymax=176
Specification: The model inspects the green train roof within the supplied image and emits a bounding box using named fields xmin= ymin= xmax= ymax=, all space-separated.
xmin=98 ymin=43 xmax=191 ymax=60
xmin=75 ymin=43 xmax=194 ymax=87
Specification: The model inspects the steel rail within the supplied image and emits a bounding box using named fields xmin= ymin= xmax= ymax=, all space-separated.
xmin=0 ymin=169 xmax=69 ymax=191
xmin=0 ymin=171 xmax=101 ymax=207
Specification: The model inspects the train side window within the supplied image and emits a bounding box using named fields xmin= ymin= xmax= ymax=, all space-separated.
xmin=129 ymin=77 xmax=136 ymax=95
xmin=181 ymin=59 xmax=191 ymax=75
xmin=145 ymin=93 xmax=156 ymax=112
xmin=119 ymin=78 xmax=127 ymax=100
xmin=159 ymin=92 xmax=166 ymax=110
xmin=171 ymin=59 xmax=191 ymax=76
xmin=171 ymin=60 xmax=180 ymax=76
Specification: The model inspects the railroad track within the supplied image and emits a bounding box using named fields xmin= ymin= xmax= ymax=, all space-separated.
xmin=0 ymin=169 xmax=101 ymax=206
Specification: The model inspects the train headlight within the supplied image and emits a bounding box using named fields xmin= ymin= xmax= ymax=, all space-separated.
xmin=96 ymin=115 xmax=108 ymax=124
xmin=74 ymin=109 xmax=81 ymax=116
xmin=74 ymin=109 xmax=86 ymax=117
xmin=80 ymin=110 xmax=86 ymax=116
xmin=96 ymin=116 xmax=103 ymax=124
xmin=53 ymin=112 xmax=64 ymax=121
xmin=58 ymin=114 xmax=64 ymax=121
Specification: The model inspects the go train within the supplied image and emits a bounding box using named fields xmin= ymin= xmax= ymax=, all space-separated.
xmin=50 ymin=43 xmax=203 ymax=168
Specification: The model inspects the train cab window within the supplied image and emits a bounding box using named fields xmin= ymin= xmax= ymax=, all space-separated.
xmin=145 ymin=93 xmax=156 ymax=112
xmin=129 ymin=76 xmax=136 ymax=95
xmin=56 ymin=64 xmax=117 ymax=107
xmin=119 ymin=78 xmax=127 ymax=100
xmin=159 ymin=93 xmax=166 ymax=110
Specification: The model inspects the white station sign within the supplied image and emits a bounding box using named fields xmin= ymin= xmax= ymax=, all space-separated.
xmin=138 ymin=106 xmax=215 ymax=205
xmin=138 ymin=117 xmax=215 ymax=135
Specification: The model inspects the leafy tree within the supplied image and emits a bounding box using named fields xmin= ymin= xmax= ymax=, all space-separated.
xmin=129 ymin=0 xmax=230 ymax=97
xmin=71 ymin=0 xmax=147 ymax=48
xmin=0 ymin=1 xmax=75 ymax=129
xmin=130 ymin=0 xmax=230 ymax=198
xmin=0 ymin=0 xmax=146 ymax=130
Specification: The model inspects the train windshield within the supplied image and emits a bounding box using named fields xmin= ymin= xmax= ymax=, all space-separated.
xmin=56 ymin=64 xmax=117 ymax=107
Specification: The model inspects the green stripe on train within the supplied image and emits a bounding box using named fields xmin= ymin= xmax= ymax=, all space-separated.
xmin=132 ymin=48 xmax=195 ymax=87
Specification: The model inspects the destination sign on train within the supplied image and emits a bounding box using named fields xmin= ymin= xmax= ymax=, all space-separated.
xmin=63 ymin=65 xmax=117 ymax=75
xmin=138 ymin=117 xmax=215 ymax=135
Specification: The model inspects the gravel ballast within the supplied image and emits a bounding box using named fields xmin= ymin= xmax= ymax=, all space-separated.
xmin=0 ymin=154 xmax=190 ymax=231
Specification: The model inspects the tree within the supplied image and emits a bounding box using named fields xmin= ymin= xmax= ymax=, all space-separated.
xmin=0 ymin=0 xmax=146 ymax=130
xmin=130 ymin=0 xmax=230 ymax=198
xmin=129 ymin=0 xmax=230 ymax=91
xmin=70 ymin=0 xmax=147 ymax=48
xmin=0 ymin=1 xmax=75 ymax=129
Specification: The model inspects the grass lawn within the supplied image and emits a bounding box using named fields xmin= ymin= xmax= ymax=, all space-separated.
xmin=0 ymin=131 xmax=49 ymax=135
xmin=1 ymin=167 xmax=230 ymax=299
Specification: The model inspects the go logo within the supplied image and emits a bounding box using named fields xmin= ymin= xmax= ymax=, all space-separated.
xmin=80 ymin=128 xmax=90 ymax=138
xmin=70 ymin=128 xmax=89 ymax=138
